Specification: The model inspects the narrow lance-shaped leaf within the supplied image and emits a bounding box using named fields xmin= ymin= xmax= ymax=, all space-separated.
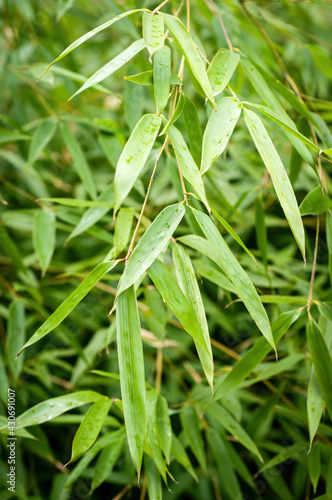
xmin=208 ymin=403 xmax=263 ymax=461
xmin=308 ymin=443 xmax=321 ymax=494
xmin=60 ymin=123 xmax=97 ymax=200
xmin=69 ymin=39 xmax=146 ymax=100
xmin=117 ymin=203 xmax=185 ymax=295
xmin=300 ymin=186 xmax=332 ymax=216
xmin=116 ymin=285 xmax=147 ymax=474
xmin=114 ymin=113 xmax=162 ymax=214
xmin=161 ymin=13 xmax=216 ymax=108
xmin=306 ymin=317 xmax=332 ymax=422
xmin=170 ymin=433 xmax=198 ymax=481
xmin=114 ymin=207 xmax=134 ymax=257
xmin=183 ymin=96 xmax=203 ymax=166
xmin=67 ymin=183 xmax=114 ymax=242
xmin=327 ymin=212 xmax=332 ymax=285
xmin=37 ymin=10 xmax=143 ymax=80
xmin=143 ymin=12 xmax=164 ymax=57
xmin=244 ymin=109 xmax=305 ymax=259
xmin=90 ymin=434 xmax=124 ymax=493
xmin=180 ymin=405 xmax=207 ymax=471
xmin=145 ymin=454 xmax=162 ymax=500
xmin=28 ymin=117 xmax=58 ymax=167
xmin=207 ymin=49 xmax=240 ymax=96
xmin=6 ymin=301 xmax=25 ymax=380
xmin=168 ymin=126 xmax=210 ymax=213
xmin=201 ymin=97 xmax=242 ymax=174
xmin=69 ymin=397 xmax=112 ymax=463
xmin=147 ymin=259 xmax=211 ymax=354
xmin=173 ymin=244 xmax=213 ymax=389
xmin=33 ymin=209 xmax=56 ymax=276
xmin=255 ymin=196 xmax=268 ymax=268
xmin=156 ymin=395 xmax=172 ymax=464
xmin=14 ymin=391 xmax=104 ymax=429
xmin=17 ymin=261 xmax=118 ymax=356
xmin=307 ymin=366 xmax=324 ymax=449
xmin=154 ymin=46 xmax=171 ymax=115
xmin=192 ymin=208 xmax=275 ymax=351
xmin=145 ymin=390 xmax=167 ymax=482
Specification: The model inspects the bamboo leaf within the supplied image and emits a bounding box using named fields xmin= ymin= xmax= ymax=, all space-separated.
xmin=300 ymin=186 xmax=332 ymax=216
xmin=207 ymin=49 xmax=240 ymax=96
xmin=17 ymin=261 xmax=118 ymax=356
xmin=69 ymin=39 xmax=146 ymax=100
xmin=207 ymin=403 xmax=263 ymax=461
xmin=60 ymin=123 xmax=97 ymax=200
xmin=70 ymin=397 xmax=112 ymax=463
xmin=67 ymin=183 xmax=114 ymax=242
xmin=145 ymin=454 xmax=162 ymax=500
xmin=114 ymin=113 xmax=162 ymax=214
xmin=117 ymin=203 xmax=185 ymax=295
xmin=156 ymin=395 xmax=172 ymax=464
xmin=116 ymin=285 xmax=147 ymax=473
xmin=201 ymin=97 xmax=242 ymax=174
xmin=173 ymin=244 xmax=213 ymax=389
xmin=308 ymin=443 xmax=321 ymax=493
xmin=307 ymin=366 xmax=324 ymax=448
xmin=6 ymin=301 xmax=25 ymax=380
xmin=124 ymin=70 xmax=181 ymax=86
xmin=160 ymin=93 xmax=184 ymax=134
xmin=170 ymin=433 xmax=198 ymax=481
xmin=162 ymin=13 xmax=216 ymax=108
xmin=180 ymin=405 xmax=207 ymax=471
xmin=183 ymin=96 xmax=203 ymax=166
xmin=306 ymin=318 xmax=332 ymax=421
xmin=143 ymin=12 xmax=164 ymax=57
xmin=90 ymin=436 xmax=124 ymax=493
xmin=255 ymin=196 xmax=268 ymax=268
xmin=114 ymin=207 xmax=134 ymax=257
xmin=258 ymin=442 xmax=309 ymax=473
xmin=28 ymin=117 xmax=58 ymax=167
xmin=212 ymin=309 xmax=301 ymax=402
xmin=154 ymin=46 xmax=171 ymax=114
xmin=244 ymin=109 xmax=305 ymax=259
xmin=168 ymin=126 xmax=210 ymax=213
xmin=33 ymin=209 xmax=56 ymax=275
xmin=147 ymin=258 xmax=211 ymax=354
xmin=192 ymin=208 xmax=275 ymax=350
xmin=145 ymin=389 xmax=167 ymax=481
xmin=37 ymin=10 xmax=143 ymax=79
xmin=15 ymin=391 xmax=104 ymax=429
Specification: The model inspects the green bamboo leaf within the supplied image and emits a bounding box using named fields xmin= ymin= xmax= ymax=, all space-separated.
xmin=69 ymin=397 xmax=112 ymax=463
xmin=300 ymin=186 xmax=332 ymax=216
xmin=211 ymin=207 xmax=257 ymax=264
xmin=192 ymin=257 xmax=236 ymax=293
xmin=117 ymin=203 xmax=185 ymax=295
xmin=154 ymin=46 xmax=171 ymax=115
xmin=306 ymin=318 xmax=332 ymax=421
xmin=67 ymin=183 xmax=114 ymax=242
xmin=123 ymin=70 xmax=181 ymax=86
xmin=114 ymin=113 xmax=161 ymax=214
xmin=90 ymin=436 xmax=124 ymax=493
xmin=168 ymin=126 xmax=210 ymax=213
xmin=114 ymin=207 xmax=134 ymax=257
xmin=307 ymin=366 xmax=324 ymax=448
xmin=241 ymin=58 xmax=314 ymax=167
xmin=173 ymin=244 xmax=213 ymax=389
xmin=245 ymin=102 xmax=320 ymax=153
xmin=145 ymin=454 xmax=162 ymax=500
xmin=37 ymin=10 xmax=143 ymax=79
xmin=156 ymin=395 xmax=172 ymax=464
xmin=15 ymin=391 xmax=104 ymax=429
xmin=116 ymin=285 xmax=147 ymax=473
xmin=212 ymin=309 xmax=301 ymax=402
xmin=308 ymin=443 xmax=321 ymax=493
xmin=192 ymin=208 xmax=275 ymax=350
xmin=27 ymin=117 xmax=57 ymax=167
xmin=145 ymin=389 xmax=167 ymax=481
xmin=147 ymin=258 xmax=211 ymax=354
xmin=207 ymin=49 xmax=240 ymax=96
xmin=170 ymin=433 xmax=198 ymax=481
xmin=258 ymin=442 xmax=309 ymax=474
xmin=160 ymin=93 xmax=184 ymax=134
xmin=60 ymin=123 xmax=97 ymax=200
xmin=6 ymin=301 xmax=25 ymax=380
xmin=183 ymin=96 xmax=203 ymax=166
xmin=69 ymin=39 xmax=146 ymax=100
xmin=42 ymin=198 xmax=113 ymax=208
xmin=33 ymin=209 xmax=56 ymax=276
xmin=207 ymin=429 xmax=241 ymax=500
xmin=327 ymin=213 xmax=332 ymax=285
xmin=208 ymin=403 xmax=263 ymax=461
xmin=244 ymin=109 xmax=305 ymax=259
xmin=143 ymin=12 xmax=164 ymax=57
xmin=17 ymin=261 xmax=118 ymax=356
xmin=201 ymin=97 xmax=242 ymax=174
xmin=180 ymin=405 xmax=207 ymax=471
xmin=162 ymin=13 xmax=216 ymax=108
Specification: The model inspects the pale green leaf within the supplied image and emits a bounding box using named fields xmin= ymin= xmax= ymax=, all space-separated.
xmin=154 ymin=46 xmax=171 ymax=114
xmin=6 ymin=301 xmax=25 ymax=380
xmin=33 ymin=209 xmax=56 ymax=275
xmin=156 ymin=395 xmax=172 ymax=464
xmin=207 ymin=49 xmax=240 ymax=96
xmin=143 ymin=12 xmax=164 ymax=56
xmin=114 ymin=207 xmax=134 ymax=257
xmin=145 ymin=389 xmax=167 ymax=481
xmin=300 ymin=186 xmax=332 ymax=216
xmin=307 ymin=366 xmax=324 ymax=448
